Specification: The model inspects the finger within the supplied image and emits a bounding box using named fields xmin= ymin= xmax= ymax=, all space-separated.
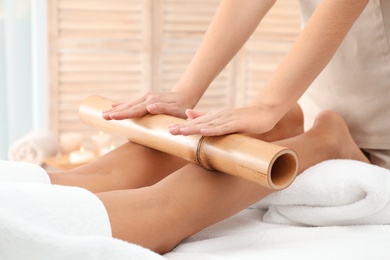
xmin=108 ymin=103 xmax=149 ymax=119
xmin=180 ymin=116 xmax=240 ymax=136
xmin=102 ymin=113 xmax=113 ymax=120
xmin=199 ymin=123 xmax=236 ymax=136
xmin=168 ymin=124 xmax=181 ymax=135
xmin=147 ymin=103 xmax=187 ymax=118
xmin=102 ymin=102 xmax=129 ymax=117
xmin=169 ymin=112 xmax=222 ymax=135
xmin=169 ymin=121 xmax=203 ymax=135
xmin=185 ymin=109 xmax=204 ymax=120
xmin=103 ymin=96 xmax=148 ymax=119
xmin=176 ymin=120 xmax=219 ymax=135
xmin=103 ymin=100 xmax=130 ymax=113
xmin=110 ymin=101 xmax=125 ymax=108
xmin=102 ymin=106 xmax=127 ymax=119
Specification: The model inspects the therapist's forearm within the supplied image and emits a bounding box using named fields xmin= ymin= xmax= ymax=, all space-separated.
xmin=253 ymin=0 xmax=369 ymax=121
xmin=172 ymin=0 xmax=276 ymax=107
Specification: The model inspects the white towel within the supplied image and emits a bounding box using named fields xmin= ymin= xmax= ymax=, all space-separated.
xmin=252 ymin=159 xmax=390 ymax=226
xmin=0 ymin=161 xmax=163 ymax=260
xmin=8 ymin=129 xmax=59 ymax=165
xmin=166 ymin=159 xmax=390 ymax=260
xmin=3 ymin=159 xmax=389 ymax=260
xmin=167 ymin=209 xmax=390 ymax=260
xmin=0 ymin=160 xmax=51 ymax=184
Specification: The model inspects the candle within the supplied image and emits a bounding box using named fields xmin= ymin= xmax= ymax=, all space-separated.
xmin=99 ymin=144 xmax=116 ymax=156
xmin=60 ymin=132 xmax=82 ymax=155
xmin=69 ymin=147 xmax=95 ymax=165
xmin=91 ymin=131 xmax=111 ymax=153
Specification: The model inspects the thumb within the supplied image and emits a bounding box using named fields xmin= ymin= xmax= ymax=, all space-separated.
xmin=185 ymin=109 xmax=204 ymax=120
xmin=146 ymin=103 xmax=187 ymax=118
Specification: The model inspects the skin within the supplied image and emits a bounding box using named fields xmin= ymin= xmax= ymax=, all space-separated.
xmin=51 ymin=0 xmax=372 ymax=254
xmin=167 ymin=0 xmax=370 ymax=137
xmin=102 ymin=0 xmax=277 ymax=121
xmin=50 ymin=108 xmax=370 ymax=254
xmin=103 ymin=0 xmax=369 ymax=137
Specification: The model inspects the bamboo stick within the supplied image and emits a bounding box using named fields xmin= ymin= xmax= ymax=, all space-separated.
xmin=79 ymin=95 xmax=298 ymax=190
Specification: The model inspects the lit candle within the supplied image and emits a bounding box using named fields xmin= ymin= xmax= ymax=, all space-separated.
xmin=69 ymin=147 xmax=95 ymax=165
xmin=99 ymin=144 xmax=116 ymax=156
xmin=91 ymin=131 xmax=111 ymax=153
xmin=60 ymin=132 xmax=82 ymax=155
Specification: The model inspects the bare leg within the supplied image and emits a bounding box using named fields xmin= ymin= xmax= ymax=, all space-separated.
xmin=49 ymin=104 xmax=303 ymax=193
xmin=245 ymin=103 xmax=304 ymax=141
xmin=97 ymin=110 xmax=369 ymax=254
xmin=274 ymin=110 xmax=370 ymax=172
xmin=49 ymin=142 xmax=188 ymax=193
xmin=97 ymin=164 xmax=271 ymax=253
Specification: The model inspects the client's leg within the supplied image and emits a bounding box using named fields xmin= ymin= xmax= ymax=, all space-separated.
xmin=49 ymin=104 xmax=303 ymax=193
xmin=274 ymin=110 xmax=370 ymax=171
xmin=49 ymin=142 xmax=188 ymax=193
xmin=245 ymin=103 xmax=304 ymax=141
xmin=97 ymin=110 xmax=370 ymax=254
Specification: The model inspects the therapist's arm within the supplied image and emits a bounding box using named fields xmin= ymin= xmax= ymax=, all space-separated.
xmin=172 ymin=0 xmax=277 ymax=106
xmin=103 ymin=0 xmax=276 ymax=120
xmin=170 ymin=0 xmax=369 ymax=136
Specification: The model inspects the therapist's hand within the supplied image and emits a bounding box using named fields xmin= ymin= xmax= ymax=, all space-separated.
xmin=102 ymin=91 xmax=193 ymax=120
xmin=168 ymin=106 xmax=278 ymax=137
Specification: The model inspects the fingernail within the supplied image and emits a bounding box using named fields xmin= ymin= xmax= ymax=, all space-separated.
xmin=147 ymin=104 xmax=157 ymax=111
xmin=169 ymin=125 xmax=179 ymax=132
xmin=200 ymin=129 xmax=210 ymax=135
xmin=109 ymin=113 xmax=117 ymax=118
xmin=180 ymin=127 xmax=190 ymax=133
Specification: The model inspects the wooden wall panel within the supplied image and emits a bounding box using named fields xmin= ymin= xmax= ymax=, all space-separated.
xmin=155 ymin=0 xmax=233 ymax=111
xmin=48 ymin=0 xmax=300 ymax=149
xmin=236 ymin=0 xmax=301 ymax=106
xmin=48 ymin=0 xmax=152 ymax=147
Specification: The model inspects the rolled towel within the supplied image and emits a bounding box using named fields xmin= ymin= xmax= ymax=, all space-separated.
xmin=8 ymin=129 xmax=59 ymax=165
xmin=252 ymin=159 xmax=390 ymax=226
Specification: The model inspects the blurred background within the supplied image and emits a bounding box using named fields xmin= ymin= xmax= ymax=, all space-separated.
xmin=1 ymin=0 xmax=47 ymax=160
xmin=0 ymin=0 xmax=300 ymax=166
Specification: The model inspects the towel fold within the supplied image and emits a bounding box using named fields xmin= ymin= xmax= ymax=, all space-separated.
xmin=8 ymin=129 xmax=59 ymax=165
xmin=2 ymin=160 xmax=390 ymax=259
xmin=0 ymin=161 xmax=163 ymax=260
xmin=0 ymin=160 xmax=51 ymax=184
xmin=252 ymin=159 xmax=390 ymax=226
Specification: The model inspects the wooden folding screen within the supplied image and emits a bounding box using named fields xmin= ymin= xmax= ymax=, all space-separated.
xmin=48 ymin=0 xmax=300 ymax=148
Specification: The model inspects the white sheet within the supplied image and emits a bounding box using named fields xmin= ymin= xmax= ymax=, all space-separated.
xmin=1 ymin=159 xmax=389 ymax=259
xmin=167 ymin=160 xmax=390 ymax=260
xmin=0 ymin=161 xmax=163 ymax=260
xmin=167 ymin=209 xmax=390 ymax=260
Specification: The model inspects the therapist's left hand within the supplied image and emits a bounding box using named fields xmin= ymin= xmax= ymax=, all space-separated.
xmin=169 ymin=106 xmax=277 ymax=137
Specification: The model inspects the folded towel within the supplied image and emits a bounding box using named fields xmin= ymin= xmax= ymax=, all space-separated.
xmin=8 ymin=129 xmax=59 ymax=165
xmin=252 ymin=159 xmax=390 ymax=226
xmin=0 ymin=160 xmax=50 ymax=184
xmin=0 ymin=161 xmax=163 ymax=260
xmin=171 ymin=160 xmax=390 ymax=260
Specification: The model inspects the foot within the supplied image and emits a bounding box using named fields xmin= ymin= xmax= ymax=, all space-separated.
xmin=246 ymin=103 xmax=304 ymax=142
xmin=311 ymin=110 xmax=370 ymax=163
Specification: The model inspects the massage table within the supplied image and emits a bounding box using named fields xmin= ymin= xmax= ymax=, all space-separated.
xmin=2 ymin=96 xmax=390 ymax=259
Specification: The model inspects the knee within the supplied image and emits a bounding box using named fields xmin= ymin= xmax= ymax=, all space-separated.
xmin=313 ymin=110 xmax=346 ymax=150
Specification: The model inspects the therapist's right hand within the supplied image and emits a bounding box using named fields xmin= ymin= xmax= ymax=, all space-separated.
xmin=102 ymin=91 xmax=193 ymax=120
